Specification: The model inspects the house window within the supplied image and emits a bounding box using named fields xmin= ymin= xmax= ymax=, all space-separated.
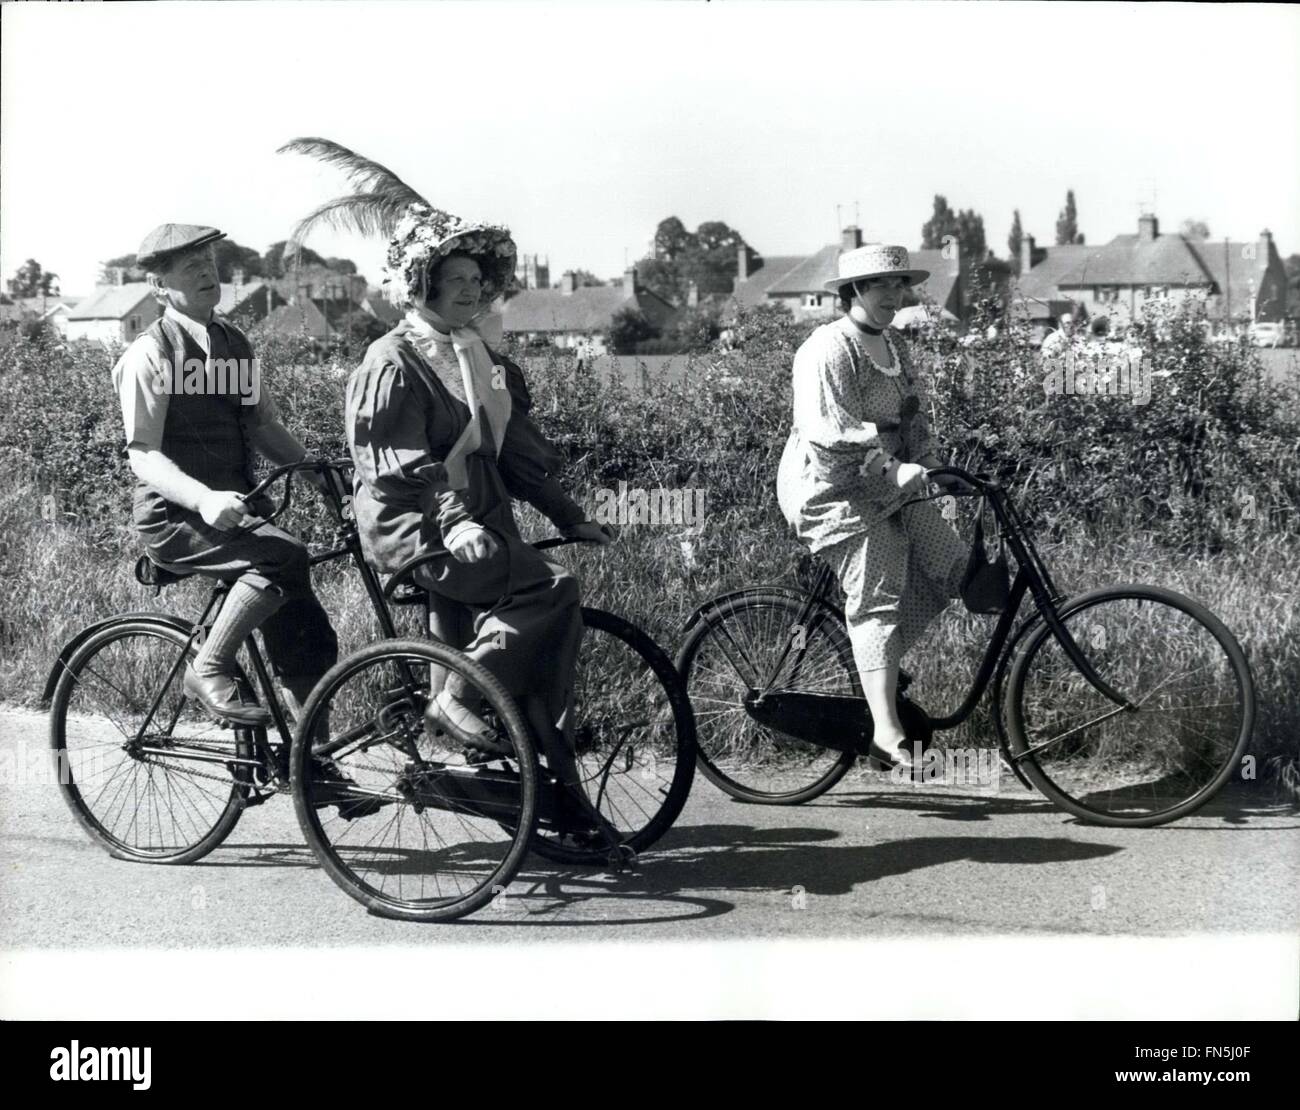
xmin=803 ymin=294 xmax=822 ymax=309
xmin=128 ymin=314 xmax=141 ymax=335
xmin=1098 ymin=287 xmax=1118 ymax=304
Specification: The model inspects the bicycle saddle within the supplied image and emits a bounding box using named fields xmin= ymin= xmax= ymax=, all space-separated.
xmin=134 ymin=555 xmax=193 ymax=589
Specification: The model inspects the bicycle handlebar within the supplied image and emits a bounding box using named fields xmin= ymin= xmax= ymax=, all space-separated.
xmin=231 ymin=457 xmax=355 ymax=533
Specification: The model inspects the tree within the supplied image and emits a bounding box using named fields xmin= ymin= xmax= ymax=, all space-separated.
xmin=920 ymin=195 xmax=987 ymax=263
xmin=653 ymin=217 xmax=693 ymax=262
xmin=1055 ymin=189 xmax=1083 ymax=245
xmin=264 ymin=240 xmax=327 ymax=278
xmin=921 ymin=196 xmax=958 ymax=250
xmin=609 ymin=305 xmax=659 ymax=354
xmin=213 ymin=239 xmax=265 ymax=282
xmin=7 ymin=259 xmax=59 ymax=298
xmin=98 ymin=254 xmax=145 ymax=284
xmin=325 ymin=257 xmax=358 ymax=275
xmin=1008 ymin=209 xmax=1024 ymax=273
xmin=569 ymin=269 xmax=605 ymax=287
xmin=1180 ymin=219 xmax=1211 ymax=241
xmin=639 ymin=217 xmax=751 ymax=304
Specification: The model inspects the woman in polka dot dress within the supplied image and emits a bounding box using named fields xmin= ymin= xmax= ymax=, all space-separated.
xmin=777 ymin=245 xmax=968 ymax=771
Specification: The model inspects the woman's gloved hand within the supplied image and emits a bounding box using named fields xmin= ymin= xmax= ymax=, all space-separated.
xmin=448 ymin=525 xmax=501 ymax=564
xmin=891 ymin=461 xmax=928 ymax=491
xmin=562 ymin=520 xmax=617 ymax=545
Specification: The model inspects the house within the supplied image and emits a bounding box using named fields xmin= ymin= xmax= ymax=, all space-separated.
xmin=64 ymin=280 xmax=280 ymax=345
xmin=64 ymin=284 xmax=159 ymax=344
xmin=249 ymin=300 xmax=333 ymax=344
xmin=730 ymin=225 xmax=965 ymax=321
xmin=1015 ymin=215 xmax=1288 ymax=327
xmin=501 ymin=266 xmax=679 ymax=354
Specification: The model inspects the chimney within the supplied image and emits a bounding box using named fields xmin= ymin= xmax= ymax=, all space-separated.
xmin=112 ymin=266 xmax=126 ymax=287
xmin=623 ymin=265 xmax=637 ymax=299
xmin=841 ymin=225 xmax=863 ymax=251
xmin=1259 ymin=229 xmax=1273 ymax=257
xmin=538 ymin=256 xmax=550 ymax=290
xmin=1138 ymin=214 xmax=1159 ymax=242
xmin=1020 ymin=234 xmax=1036 ymax=275
xmin=687 ymin=281 xmax=699 ymax=308
xmin=737 ymin=244 xmax=756 ymax=282
xmin=560 ymin=270 xmax=577 ymax=295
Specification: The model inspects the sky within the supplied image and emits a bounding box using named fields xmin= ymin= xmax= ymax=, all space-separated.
xmin=2 ymin=1 xmax=1298 ymax=296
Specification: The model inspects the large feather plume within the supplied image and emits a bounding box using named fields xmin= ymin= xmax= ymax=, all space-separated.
xmin=277 ymin=137 xmax=429 ymax=264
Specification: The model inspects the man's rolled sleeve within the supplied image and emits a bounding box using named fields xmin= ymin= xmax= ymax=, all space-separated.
xmin=111 ymin=335 xmax=170 ymax=452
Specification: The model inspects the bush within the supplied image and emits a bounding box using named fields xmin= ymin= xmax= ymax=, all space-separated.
xmin=2 ymin=303 xmax=1297 ymax=793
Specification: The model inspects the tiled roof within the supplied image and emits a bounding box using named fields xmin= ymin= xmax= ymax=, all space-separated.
xmin=502 ymin=286 xmax=673 ymax=333
xmin=909 ymin=248 xmax=961 ymax=313
xmin=65 ymin=284 xmax=155 ymax=320
xmin=1014 ymin=244 xmax=1094 ymax=301
xmin=250 ymin=301 xmax=331 ymax=340
xmin=1053 ymin=234 xmax=1213 ymax=287
xmin=766 ymin=245 xmax=842 ymax=295
xmin=731 ymin=255 xmax=806 ymax=306
xmin=1186 ymin=239 xmax=1275 ymax=318
xmin=216 ymin=281 xmax=267 ymax=315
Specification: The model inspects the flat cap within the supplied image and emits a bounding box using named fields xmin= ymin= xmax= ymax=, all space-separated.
xmin=137 ymin=223 xmax=226 ymax=268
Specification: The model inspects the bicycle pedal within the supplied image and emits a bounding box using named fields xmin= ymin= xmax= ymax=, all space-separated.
xmin=607 ymin=844 xmax=638 ymax=873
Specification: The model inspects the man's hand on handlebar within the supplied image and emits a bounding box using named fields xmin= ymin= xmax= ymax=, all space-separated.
xmin=562 ymin=520 xmax=617 ymax=545
xmin=199 ymin=490 xmax=261 ymax=531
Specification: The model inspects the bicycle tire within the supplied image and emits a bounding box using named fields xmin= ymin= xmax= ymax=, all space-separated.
xmin=49 ymin=619 xmax=250 ymax=864
xmin=529 ymin=608 xmax=697 ymax=865
xmin=1005 ymin=585 xmax=1255 ymax=827
xmin=291 ymin=638 xmax=538 ymax=922
xmin=676 ymin=590 xmax=858 ymax=804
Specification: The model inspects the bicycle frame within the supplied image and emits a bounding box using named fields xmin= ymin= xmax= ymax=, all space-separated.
xmin=692 ymin=464 xmax=1135 ymax=746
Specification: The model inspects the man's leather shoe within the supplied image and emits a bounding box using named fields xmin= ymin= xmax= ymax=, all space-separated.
xmin=183 ymin=666 xmax=270 ymax=726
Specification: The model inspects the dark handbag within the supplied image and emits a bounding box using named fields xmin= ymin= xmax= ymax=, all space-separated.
xmin=960 ymin=496 xmax=1010 ymax=614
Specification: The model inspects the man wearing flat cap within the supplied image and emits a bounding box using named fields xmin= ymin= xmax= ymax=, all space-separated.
xmin=112 ymin=223 xmax=339 ymax=728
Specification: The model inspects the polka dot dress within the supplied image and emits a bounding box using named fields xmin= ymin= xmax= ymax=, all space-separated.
xmin=776 ymin=315 xmax=968 ymax=671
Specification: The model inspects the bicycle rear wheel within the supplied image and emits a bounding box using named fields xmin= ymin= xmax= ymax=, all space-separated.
xmin=529 ymin=608 xmax=697 ymax=865
xmin=676 ymin=591 xmax=858 ymax=804
xmin=48 ymin=619 xmax=250 ymax=863
xmin=1005 ymin=585 xmax=1255 ymax=826
xmin=292 ymin=638 xmax=537 ymax=922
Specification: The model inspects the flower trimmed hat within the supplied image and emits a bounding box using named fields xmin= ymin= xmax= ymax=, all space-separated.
xmin=384 ymin=203 xmax=517 ymax=309
xmin=278 ymin=137 xmax=518 ymax=309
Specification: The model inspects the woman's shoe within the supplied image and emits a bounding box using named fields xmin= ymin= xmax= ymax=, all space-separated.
xmin=865 ymin=736 xmax=920 ymax=774
xmin=423 ymin=691 xmax=514 ymax=757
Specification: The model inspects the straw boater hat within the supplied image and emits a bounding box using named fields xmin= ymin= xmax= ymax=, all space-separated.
xmin=824 ymin=244 xmax=929 ymax=294
xmin=277 ymin=137 xmax=518 ymax=309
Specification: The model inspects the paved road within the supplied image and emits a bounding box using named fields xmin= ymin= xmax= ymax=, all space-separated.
xmin=2 ymin=707 xmax=1297 ymax=947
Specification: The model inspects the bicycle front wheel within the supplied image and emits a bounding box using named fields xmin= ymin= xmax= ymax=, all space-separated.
xmin=292 ymin=638 xmax=538 ymax=922
xmin=529 ymin=608 xmax=697 ymax=866
xmin=48 ymin=619 xmax=250 ymax=863
xmin=676 ymin=591 xmax=859 ymax=804
xmin=1005 ymin=585 xmax=1255 ymax=826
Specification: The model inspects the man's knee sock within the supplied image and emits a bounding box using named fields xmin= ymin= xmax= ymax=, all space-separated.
xmin=193 ymin=580 xmax=285 ymax=677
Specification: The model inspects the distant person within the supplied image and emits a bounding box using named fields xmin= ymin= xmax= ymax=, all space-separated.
xmin=1040 ymin=312 xmax=1076 ymax=357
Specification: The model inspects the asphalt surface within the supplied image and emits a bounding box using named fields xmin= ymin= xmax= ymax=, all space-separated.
xmin=2 ymin=706 xmax=1297 ymax=947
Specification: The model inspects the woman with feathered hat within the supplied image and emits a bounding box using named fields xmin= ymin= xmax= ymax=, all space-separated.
xmin=777 ymin=244 xmax=969 ymax=773
xmin=281 ymin=140 xmax=612 ymax=827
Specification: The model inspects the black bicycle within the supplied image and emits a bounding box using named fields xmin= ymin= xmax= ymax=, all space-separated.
xmin=676 ymin=465 xmax=1256 ymax=827
xmin=48 ymin=460 xmax=695 ymax=921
